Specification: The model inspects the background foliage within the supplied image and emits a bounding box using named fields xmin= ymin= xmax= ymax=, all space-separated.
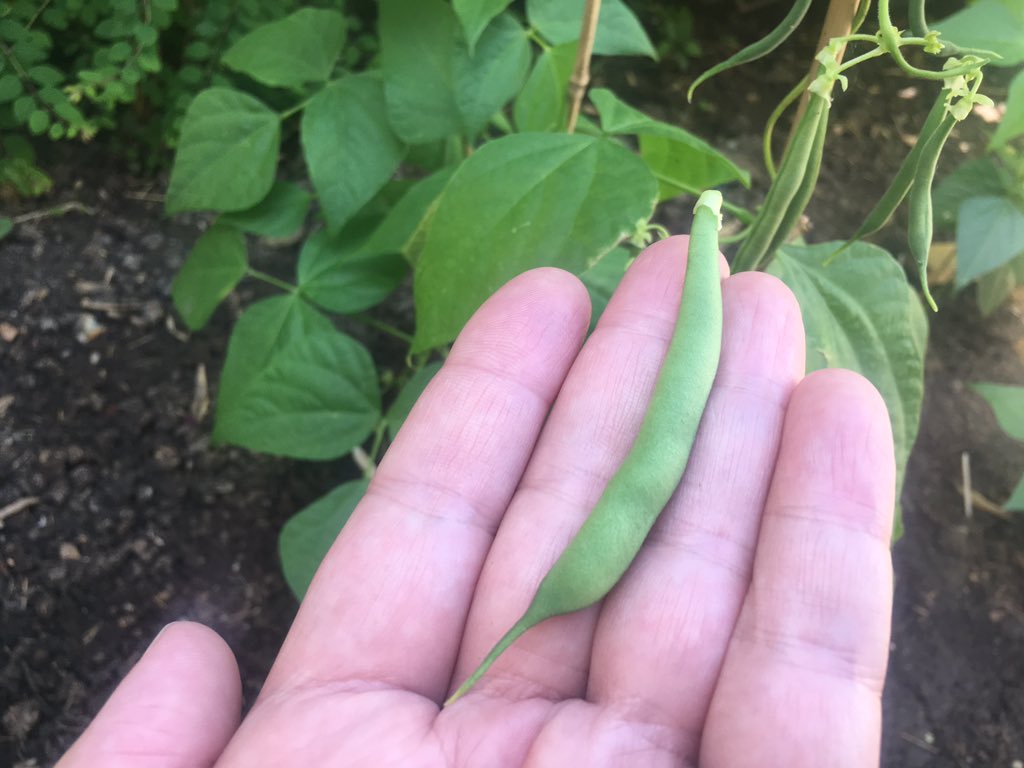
xmin=0 ymin=0 xmax=375 ymax=199
xmin=3 ymin=0 xmax=1021 ymax=596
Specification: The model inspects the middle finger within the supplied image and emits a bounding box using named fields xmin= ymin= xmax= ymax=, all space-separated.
xmin=581 ymin=271 xmax=805 ymax=763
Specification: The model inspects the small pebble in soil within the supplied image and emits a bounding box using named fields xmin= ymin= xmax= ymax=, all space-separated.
xmin=74 ymin=314 xmax=105 ymax=344
xmin=3 ymin=700 xmax=40 ymax=740
xmin=153 ymin=445 xmax=180 ymax=470
xmin=140 ymin=233 xmax=165 ymax=251
xmin=0 ymin=322 xmax=19 ymax=342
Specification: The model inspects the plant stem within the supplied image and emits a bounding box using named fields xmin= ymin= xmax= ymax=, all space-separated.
xmin=721 ymin=199 xmax=754 ymax=225
xmin=838 ymin=47 xmax=887 ymax=72
xmin=12 ymin=201 xmax=96 ymax=224
xmin=527 ymin=27 xmax=551 ymax=51
xmin=264 ymin=279 xmax=415 ymax=345
xmin=247 ymin=268 xmax=297 ymax=293
xmin=566 ymin=0 xmax=601 ymax=134
xmin=764 ymin=74 xmax=811 ymax=178
xmin=877 ymin=0 xmax=988 ymax=78
xmin=366 ymin=420 xmax=388 ymax=472
xmin=352 ymin=313 xmax=414 ymax=344
xmin=280 ymin=92 xmax=320 ymax=120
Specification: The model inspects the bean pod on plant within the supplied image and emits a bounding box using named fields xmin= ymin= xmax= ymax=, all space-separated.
xmin=907 ymin=109 xmax=956 ymax=312
xmin=765 ymin=100 xmax=830 ymax=257
xmin=732 ymin=92 xmax=829 ymax=273
xmin=836 ymin=89 xmax=949 ymax=256
xmin=687 ymin=0 xmax=814 ymax=101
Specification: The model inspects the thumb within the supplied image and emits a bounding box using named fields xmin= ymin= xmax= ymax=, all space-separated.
xmin=57 ymin=621 xmax=241 ymax=768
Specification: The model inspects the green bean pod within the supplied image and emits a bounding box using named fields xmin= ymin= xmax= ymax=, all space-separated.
xmin=908 ymin=110 xmax=956 ymax=312
xmin=837 ymin=89 xmax=948 ymax=255
xmin=852 ymin=0 xmax=873 ymax=34
xmin=445 ymin=192 xmax=725 ymax=706
xmin=732 ymin=93 xmax=828 ymax=273
xmin=687 ymin=0 xmax=814 ymax=101
xmin=908 ymin=0 xmax=929 ymax=38
xmin=765 ymin=102 xmax=829 ymax=257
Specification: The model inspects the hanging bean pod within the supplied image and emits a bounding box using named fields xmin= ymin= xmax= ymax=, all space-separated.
xmin=908 ymin=110 xmax=956 ymax=311
xmin=732 ymin=93 xmax=828 ymax=273
xmin=688 ymin=0 xmax=814 ymax=101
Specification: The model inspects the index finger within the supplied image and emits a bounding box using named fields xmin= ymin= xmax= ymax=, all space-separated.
xmin=262 ymin=268 xmax=591 ymax=701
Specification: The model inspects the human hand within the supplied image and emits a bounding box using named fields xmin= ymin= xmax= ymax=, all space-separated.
xmin=58 ymin=236 xmax=895 ymax=767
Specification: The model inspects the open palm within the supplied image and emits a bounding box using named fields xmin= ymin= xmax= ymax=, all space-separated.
xmin=59 ymin=237 xmax=895 ymax=768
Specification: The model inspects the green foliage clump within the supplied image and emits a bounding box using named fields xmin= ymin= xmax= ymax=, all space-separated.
xmin=929 ymin=0 xmax=1024 ymax=313
xmin=0 ymin=0 xmax=176 ymax=194
xmin=0 ymin=0 xmax=371 ymax=198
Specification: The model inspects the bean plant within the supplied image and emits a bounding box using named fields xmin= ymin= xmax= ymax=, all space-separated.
xmin=160 ymin=0 xmax=996 ymax=598
xmin=926 ymin=0 xmax=1024 ymax=314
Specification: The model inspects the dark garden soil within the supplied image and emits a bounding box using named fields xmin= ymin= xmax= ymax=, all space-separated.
xmin=3 ymin=4 xmax=1024 ymax=766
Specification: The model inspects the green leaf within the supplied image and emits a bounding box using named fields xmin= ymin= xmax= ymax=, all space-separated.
xmin=222 ymin=8 xmax=347 ymax=89
xmin=135 ymin=24 xmax=158 ymax=46
xmin=166 ymin=88 xmax=281 ymax=214
xmin=955 ymin=196 xmax=1024 ymax=287
xmin=381 ymin=0 xmax=530 ymax=143
xmin=362 ymin=166 xmax=457 ymax=262
xmin=513 ymin=42 xmax=577 ymax=132
xmin=979 ymin=247 xmax=1024 ymax=316
xmin=27 ymin=65 xmax=62 ymax=87
xmin=171 ymin=225 xmax=248 ymax=331
xmin=297 ymin=228 xmax=408 ymax=314
xmin=28 ymin=110 xmax=49 ymax=135
xmin=221 ymin=180 xmax=311 ymax=238
xmin=971 ymin=383 xmax=1024 ymax=441
xmin=990 ymin=70 xmax=1024 ymax=150
xmin=385 ymin=362 xmax=443 ymax=440
xmin=453 ymin=0 xmax=513 ymax=51
xmin=12 ymin=95 xmax=34 ymax=122
xmin=214 ymin=296 xmax=381 ymax=459
xmin=0 ymin=217 xmax=12 ymax=240
xmin=975 ymin=255 xmax=1024 ymax=316
xmin=412 ymin=133 xmax=658 ymax=351
xmin=0 ymin=74 xmax=22 ymax=102
xmin=590 ymin=88 xmax=750 ymax=196
xmin=934 ymin=0 xmax=1024 ymax=67
xmin=279 ymin=478 xmax=370 ymax=600
xmin=0 ymin=20 xmax=24 ymax=43
xmin=580 ymin=246 xmax=632 ymax=332
xmin=0 ymin=156 xmax=52 ymax=197
xmin=768 ymin=241 xmax=929 ymax=539
xmin=301 ymin=74 xmax=405 ymax=233
xmin=527 ymin=0 xmax=656 ymax=58
xmin=456 ymin=16 xmax=534 ymax=135
xmin=108 ymin=41 xmax=132 ymax=63
xmin=185 ymin=41 xmax=213 ymax=62
xmin=933 ymin=157 xmax=1006 ymax=229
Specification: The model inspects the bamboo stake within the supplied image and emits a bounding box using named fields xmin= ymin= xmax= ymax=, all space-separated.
xmin=566 ymin=0 xmax=601 ymax=134
xmin=787 ymin=0 xmax=861 ymax=147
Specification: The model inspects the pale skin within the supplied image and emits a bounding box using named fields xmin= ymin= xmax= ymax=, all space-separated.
xmin=58 ymin=235 xmax=895 ymax=768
